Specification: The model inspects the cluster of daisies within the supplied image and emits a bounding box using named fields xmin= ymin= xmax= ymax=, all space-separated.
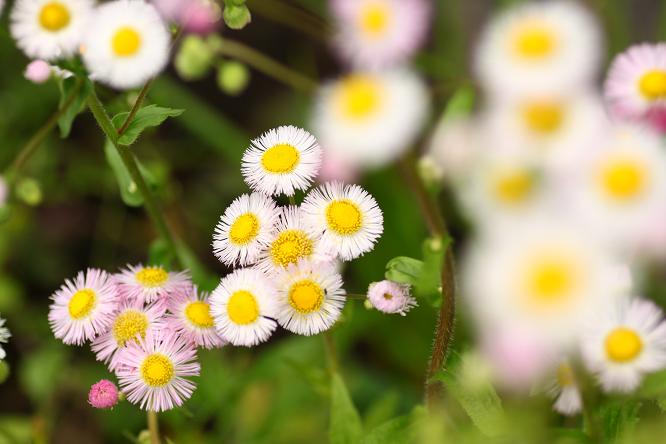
xmin=423 ymin=1 xmax=666 ymax=416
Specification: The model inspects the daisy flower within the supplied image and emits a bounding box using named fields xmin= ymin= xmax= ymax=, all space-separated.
xmin=547 ymin=362 xmax=582 ymax=416
xmin=48 ymin=269 xmax=118 ymax=345
xmin=209 ymin=268 xmax=278 ymax=347
xmin=82 ymin=0 xmax=171 ymax=90
xmin=301 ymin=182 xmax=383 ymax=261
xmin=166 ymin=286 xmax=224 ymax=349
xmin=0 ymin=317 xmax=10 ymax=360
xmin=605 ymin=43 xmax=666 ymax=130
xmin=367 ymin=280 xmax=417 ymax=316
xmin=116 ymin=264 xmax=191 ymax=305
xmin=330 ymin=0 xmax=430 ymax=69
xmin=424 ymin=116 xmax=479 ymax=185
xmin=10 ymin=0 xmax=93 ymax=60
xmin=116 ymin=330 xmax=200 ymax=412
xmin=312 ymin=68 xmax=428 ymax=169
xmin=474 ymin=1 xmax=602 ymax=97
xmin=582 ymin=298 xmax=666 ymax=393
xmin=212 ymin=193 xmax=280 ymax=267
xmin=241 ymin=126 xmax=322 ymax=197
xmin=91 ymin=298 xmax=165 ymax=371
xmin=274 ymin=259 xmax=346 ymax=335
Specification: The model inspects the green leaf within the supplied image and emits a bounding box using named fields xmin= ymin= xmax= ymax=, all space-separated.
xmin=414 ymin=237 xmax=450 ymax=308
xmin=385 ymin=257 xmax=423 ymax=285
xmin=148 ymin=238 xmax=175 ymax=268
xmin=360 ymin=407 xmax=426 ymax=444
xmin=329 ymin=373 xmax=363 ymax=444
xmin=442 ymin=86 xmax=475 ymax=121
xmin=636 ymin=369 xmax=666 ymax=398
xmin=111 ymin=105 xmax=184 ymax=146
xmin=57 ymin=76 xmax=92 ymax=138
xmin=104 ymin=139 xmax=143 ymax=207
xmin=599 ymin=401 xmax=641 ymax=442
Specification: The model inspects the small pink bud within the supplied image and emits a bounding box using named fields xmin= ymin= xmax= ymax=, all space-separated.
xmin=24 ymin=60 xmax=52 ymax=84
xmin=180 ymin=0 xmax=221 ymax=35
xmin=88 ymin=379 xmax=120 ymax=409
xmin=319 ymin=150 xmax=358 ymax=183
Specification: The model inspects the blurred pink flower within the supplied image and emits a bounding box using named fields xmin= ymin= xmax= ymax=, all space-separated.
xmin=152 ymin=0 xmax=220 ymax=34
xmin=88 ymin=379 xmax=120 ymax=409
xmin=367 ymin=280 xmax=417 ymax=316
xmin=24 ymin=60 xmax=51 ymax=84
xmin=318 ymin=150 xmax=359 ymax=183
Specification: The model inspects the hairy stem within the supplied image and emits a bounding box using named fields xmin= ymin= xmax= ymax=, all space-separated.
xmin=323 ymin=332 xmax=339 ymax=375
xmin=147 ymin=410 xmax=160 ymax=444
xmin=117 ymin=78 xmax=154 ymax=135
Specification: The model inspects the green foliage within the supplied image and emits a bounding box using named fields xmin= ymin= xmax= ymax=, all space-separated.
xmin=57 ymin=76 xmax=92 ymax=138
xmin=223 ymin=4 xmax=252 ymax=30
xmin=175 ymin=36 xmax=215 ymax=81
xmin=0 ymin=361 xmax=9 ymax=384
xmin=111 ymin=105 xmax=184 ymax=146
xmin=217 ymin=61 xmax=251 ymax=96
xmin=384 ymin=256 xmax=423 ymax=285
xmin=329 ymin=374 xmax=363 ymax=444
xmin=360 ymin=407 xmax=426 ymax=444
xmin=104 ymin=139 xmax=142 ymax=207
xmin=598 ymin=401 xmax=642 ymax=443
xmin=441 ymin=86 xmax=475 ymax=121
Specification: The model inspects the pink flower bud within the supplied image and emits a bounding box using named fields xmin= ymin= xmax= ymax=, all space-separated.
xmin=24 ymin=60 xmax=52 ymax=84
xmin=88 ymin=379 xmax=120 ymax=409
xmin=180 ymin=0 xmax=221 ymax=35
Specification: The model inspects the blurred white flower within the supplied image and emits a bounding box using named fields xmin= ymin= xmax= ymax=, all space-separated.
xmin=423 ymin=116 xmax=479 ymax=184
xmin=546 ymin=361 xmax=582 ymax=416
xmin=0 ymin=317 xmax=11 ymax=360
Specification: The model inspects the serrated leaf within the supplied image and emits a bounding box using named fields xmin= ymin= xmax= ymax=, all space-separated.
xmin=385 ymin=257 xmax=423 ymax=285
xmin=112 ymin=105 xmax=184 ymax=146
xmin=329 ymin=373 xmax=363 ymax=444
xmin=414 ymin=237 xmax=450 ymax=308
xmin=58 ymin=76 xmax=92 ymax=138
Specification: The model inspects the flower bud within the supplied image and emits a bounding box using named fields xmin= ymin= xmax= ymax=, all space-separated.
xmin=223 ymin=4 xmax=251 ymax=30
xmin=88 ymin=379 xmax=120 ymax=409
xmin=24 ymin=60 xmax=52 ymax=84
xmin=174 ymin=35 xmax=214 ymax=81
xmin=217 ymin=60 xmax=249 ymax=95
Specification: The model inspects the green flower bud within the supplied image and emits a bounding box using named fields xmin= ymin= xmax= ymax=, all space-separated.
xmin=223 ymin=4 xmax=251 ymax=30
xmin=225 ymin=0 xmax=246 ymax=6
xmin=174 ymin=36 xmax=214 ymax=81
xmin=15 ymin=178 xmax=42 ymax=206
xmin=217 ymin=61 xmax=250 ymax=96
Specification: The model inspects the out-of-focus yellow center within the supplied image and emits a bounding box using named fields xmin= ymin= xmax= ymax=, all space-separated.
xmin=39 ymin=2 xmax=71 ymax=32
xmin=289 ymin=279 xmax=324 ymax=314
xmin=524 ymin=254 xmax=579 ymax=305
xmin=141 ymin=353 xmax=174 ymax=387
xmin=135 ymin=267 xmax=169 ymax=288
xmin=112 ymin=27 xmax=142 ymax=57
xmin=68 ymin=289 xmax=96 ymax=319
xmin=261 ymin=144 xmax=300 ymax=173
xmin=492 ymin=169 xmax=534 ymax=205
xmin=639 ymin=70 xmax=666 ymax=100
xmin=326 ymin=200 xmax=362 ymax=235
xmin=513 ymin=23 xmax=556 ymax=59
xmin=605 ymin=327 xmax=643 ymax=363
xmin=185 ymin=301 xmax=214 ymax=328
xmin=359 ymin=2 xmax=390 ymax=37
xmin=230 ymin=213 xmax=260 ymax=245
xmin=335 ymin=75 xmax=382 ymax=120
xmin=599 ymin=157 xmax=648 ymax=202
xmin=269 ymin=229 xmax=313 ymax=267
xmin=383 ymin=293 xmax=393 ymax=300
xmin=113 ymin=310 xmax=149 ymax=346
xmin=522 ymin=101 xmax=564 ymax=134
xmin=227 ymin=290 xmax=259 ymax=325
xmin=556 ymin=363 xmax=575 ymax=387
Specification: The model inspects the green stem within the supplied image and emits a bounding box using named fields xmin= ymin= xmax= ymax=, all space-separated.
xmin=323 ymin=332 xmax=339 ymax=375
xmin=246 ymin=0 xmax=330 ymax=41
xmin=86 ymin=89 xmax=181 ymax=268
xmin=147 ymin=410 xmax=160 ymax=444
xmin=5 ymin=78 xmax=84 ymax=182
xmin=213 ymin=37 xmax=318 ymax=93
xmin=118 ymin=78 xmax=154 ymax=135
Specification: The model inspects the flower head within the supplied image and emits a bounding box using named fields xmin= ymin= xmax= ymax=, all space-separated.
xmin=0 ymin=317 xmax=11 ymax=361
xmin=367 ymin=280 xmax=416 ymax=316
xmin=88 ymin=379 xmax=120 ymax=409
xmin=547 ymin=362 xmax=582 ymax=416
xmin=166 ymin=286 xmax=224 ymax=349
xmin=116 ymin=264 xmax=191 ymax=305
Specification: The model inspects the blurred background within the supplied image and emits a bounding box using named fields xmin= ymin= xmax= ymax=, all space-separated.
xmin=2 ymin=0 xmax=666 ymax=443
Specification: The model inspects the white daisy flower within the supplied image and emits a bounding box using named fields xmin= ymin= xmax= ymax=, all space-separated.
xmin=330 ymin=0 xmax=430 ymax=69
xmin=312 ymin=68 xmax=429 ymax=169
xmin=241 ymin=126 xmax=322 ymax=197
xmin=209 ymin=268 xmax=278 ymax=347
xmin=166 ymin=286 xmax=224 ymax=350
xmin=546 ymin=361 xmax=582 ymax=416
xmin=582 ymin=297 xmax=666 ymax=393
xmin=0 ymin=317 xmax=11 ymax=360
xmin=474 ymin=1 xmax=602 ymax=97
xmin=274 ymin=259 xmax=346 ymax=336
xmin=256 ymin=206 xmax=326 ymax=274
xmin=301 ymin=182 xmax=383 ymax=261
xmin=423 ymin=116 xmax=480 ymax=185
xmin=10 ymin=0 xmax=94 ymax=60
xmin=212 ymin=193 xmax=280 ymax=267
xmin=82 ymin=0 xmax=170 ymax=90
xmin=116 ymin=264 xmax=191 ymax=305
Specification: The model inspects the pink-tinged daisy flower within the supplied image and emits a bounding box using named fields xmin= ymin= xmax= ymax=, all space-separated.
xmin=88 ymin=379 xmax=120 ymax=409
xmin=330 ymin=0 xmax=430 ymax=69
xmin=605 ymin=43 xmax=666 ymax=132
xmin=367 ymin=280 xmax=416 ymax=316
xmin=116 ymin=331 xmax=200 ymax=412
xmin=166 ymin=286 xmax=224 ymax=349
xmin=91 ymin=298 xmax=165 ymax=371
xmin=48 ymin=269 xmax=118 ymax=345
xmin=116 ymin=264 xmax=191 ymax=304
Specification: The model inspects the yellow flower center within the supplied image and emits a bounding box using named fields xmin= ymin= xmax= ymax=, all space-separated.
xmin=326 ymin=200 xmax=363 ymax=235
xmin=335 ymin=75 xmax=382 ymax=120
xmin=383 ymin=293 xmax=393 ymax=300
xmin=522 ymin=101 xmax=564 ymax=134
xmin=639 ymin=70 xmax=666 ymax=100
xmin=261 ymin=144 xmax=300 ymax=174
xmin=185 ymin=301 xmax=214 ymax=328
xmin=112 ymin=27 xmax=142 ymax=57
xmin=599 ymin=157 xmax=648 ymax=202
xmin=230 ymin=213 xmax=260 ymax=245
xmin=39 ymin=2 xmax=71 ymax=32
xmin=289 ymin=280 xmax=324 ymax=314
xmin=359 ymin=2 xmax=390 ymax=37
xmin=140 ymin=353 xmax=174 ymax=387
xmin=493 ymin=169 xmax=535 ymax=205
xmin=227 ymin=290 xmax=259 ymax=325
xmin=523 ymin=254 xmax=580 ymax=306
xmin=605 ymin=327 xmax=643 ymax=363
xmin=68 ymin=289 xmax=96 ymax=320
xmin=135 ymin=267 xmax=169 ymax=288
xmin=269 ymin=229 xmax=313 ymax=267
xmin=513 ymin=23 xmax=556 ymax=59
xmin=112 ymin=310 xmax=149 ymax=346
xmin=556 ymin=363 xmax=575 ymax=387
